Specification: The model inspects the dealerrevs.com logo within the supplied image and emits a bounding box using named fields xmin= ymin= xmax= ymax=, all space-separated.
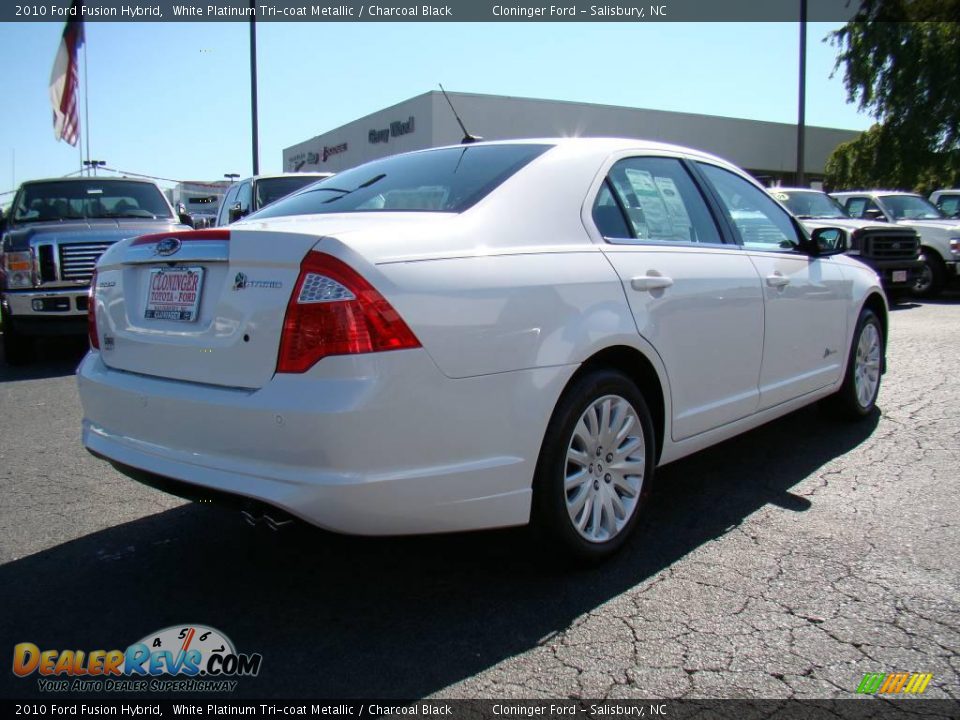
xmin=12 ymin=625 xmax=262 ymax=693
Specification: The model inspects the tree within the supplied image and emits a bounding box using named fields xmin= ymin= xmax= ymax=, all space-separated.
xmin=825 ymin=1 xmax=960 ymax=193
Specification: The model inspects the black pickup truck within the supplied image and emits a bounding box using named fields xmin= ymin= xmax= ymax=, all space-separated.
xmin=0 ymin=177 xmax=190 ymax=364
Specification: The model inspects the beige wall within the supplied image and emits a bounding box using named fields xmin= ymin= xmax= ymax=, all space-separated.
xmin=284 ymin=91 xmax=860 ymax=177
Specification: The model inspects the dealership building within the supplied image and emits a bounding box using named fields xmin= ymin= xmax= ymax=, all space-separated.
xmin=282 ymin=90 xmax=860 ymax=185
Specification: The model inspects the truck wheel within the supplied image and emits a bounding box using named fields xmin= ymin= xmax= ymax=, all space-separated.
xmin=2 ymin=320 xmax=34 ymax=366
xmin=912 ymin=250 xmax=945 ymax=298
xmin=532 ymin=369 xmax=655 ymax=563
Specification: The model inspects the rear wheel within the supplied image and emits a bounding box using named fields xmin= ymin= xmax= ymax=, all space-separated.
xmin=532 ymin=369 xmax=655 ymax=562
xmin=912 ymin=250 xmax=945 ymax=298
xmin=824 ymin=308 xmax=883 ymax=419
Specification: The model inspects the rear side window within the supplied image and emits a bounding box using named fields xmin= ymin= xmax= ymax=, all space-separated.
xmin=938 ymin=195 xmax=960 ymax=217
xmin=593 ymin=156 xmax=723 ymax=245
xmin=252 ymin=144 xmax=552 ymax=219
xmin=255 ymin=176 xmax=325 ymax=209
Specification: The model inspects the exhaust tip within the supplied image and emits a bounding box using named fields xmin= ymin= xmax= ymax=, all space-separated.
xmin=240 ymin=504 xmax=297 ymax=532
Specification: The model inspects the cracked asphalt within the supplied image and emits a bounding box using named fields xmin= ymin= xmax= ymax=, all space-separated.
xmin=0 ymin=296 xmax=957 ymax=701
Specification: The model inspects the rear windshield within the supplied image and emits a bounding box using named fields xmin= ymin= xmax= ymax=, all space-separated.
xmin=256 ymin=176 xmax=328 ymax=209
xmin=13 ymin=180 xmax=173 ymax=222
xmin=252 ymin=144 xmax=552 ymax=219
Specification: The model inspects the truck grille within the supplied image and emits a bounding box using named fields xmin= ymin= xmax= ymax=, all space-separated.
xmin=58 ymin=242 xmax=113 ymax=283
xmin=861 ymin=231 xmax=919 ymax=260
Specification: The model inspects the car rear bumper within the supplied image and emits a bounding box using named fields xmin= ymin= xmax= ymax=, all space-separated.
xmin=77 ymin=350 xmax=574 ymax=535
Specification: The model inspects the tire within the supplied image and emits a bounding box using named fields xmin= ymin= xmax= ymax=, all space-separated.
xmin=911 ymin=250 xmax=945 ymax=298
xmin=532 ymin=369 xmax=655 ymax=562
xmin=824 ymin=308 xmax=884 ymax=420
xmin=1 ymin=315 xmax=34 ymax=366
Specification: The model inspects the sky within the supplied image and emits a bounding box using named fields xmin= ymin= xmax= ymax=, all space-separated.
xmin=0 ymin=20 xmax=873 ymax=199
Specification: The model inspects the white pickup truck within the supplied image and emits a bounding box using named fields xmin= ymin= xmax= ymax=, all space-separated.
xmin=831 ymin=190 xmax=960 ymax=298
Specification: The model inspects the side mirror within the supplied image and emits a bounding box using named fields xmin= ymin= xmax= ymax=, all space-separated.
xmin=809 ymin=227 xmax=848 ymax=256
xmin=178 ymin=212 xmax=195 ymax=228
xmin=228 ymin=203 xmax=246 ymax=223
xmin=864 ymin=208 xmax=887 ymax=222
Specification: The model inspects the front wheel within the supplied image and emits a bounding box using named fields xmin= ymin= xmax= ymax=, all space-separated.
xmin=824 ymin=308 xmax=884 ymax=419
xmin=532 ymin=369 xmax=655 ymax=562
xmin=912 ymin=251 xmax=945 ymax=298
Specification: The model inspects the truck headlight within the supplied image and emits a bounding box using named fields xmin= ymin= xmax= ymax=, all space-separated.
xmin=2 ymin=251 xmax=35 ymax=289
xmin=950 ymin=238 xmax=960 ymax=256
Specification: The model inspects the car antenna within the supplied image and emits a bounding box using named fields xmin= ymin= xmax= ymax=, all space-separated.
xmin=439 ymin=84 xmax=482 ymax=145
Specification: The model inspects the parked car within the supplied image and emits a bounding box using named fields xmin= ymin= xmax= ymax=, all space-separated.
xmin=929 ymin=189 xmax=960 ymax=219
xmin=215 ymin=173 xmax=333 ymax=226
xmin=831 ymin=190 xmax=960 ymax=298
xmin=0 ymin=177 xmax=190 ymax=364
xmin=769 ymin=188 xmax=921 ymax=299
xmin=78 ymin=139 xmax=886 ymax=561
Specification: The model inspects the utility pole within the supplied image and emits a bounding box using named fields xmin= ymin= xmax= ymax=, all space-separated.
xmin=796 ymin=0 xmax=807 ymax=186
xmin=249 ymin=0 xmax=260 ymax=176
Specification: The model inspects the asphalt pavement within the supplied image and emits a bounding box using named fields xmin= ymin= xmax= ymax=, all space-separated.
xmin=0 ymin=297 xmax=957 ymax=700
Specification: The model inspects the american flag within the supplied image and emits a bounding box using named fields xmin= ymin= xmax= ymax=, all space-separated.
xmin=49 ymin=0 xmax=84 ymax=146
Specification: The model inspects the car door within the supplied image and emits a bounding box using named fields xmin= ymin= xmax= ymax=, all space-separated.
xmin=216 ymin=183 xmax=240 ymax=227
xmin=697 ymin=163 xmax=848 ymax=410
xmin=593 ymin=155 xmax=765 ymax=441
xmin=842 ymin=195 xmax=891 ymax=223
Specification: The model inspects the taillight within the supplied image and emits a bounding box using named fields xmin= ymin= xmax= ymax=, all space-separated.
xmin=277 ymin=252 xmax=420 ymax=373
xmin=87 ymin=270 xmax=99 ymax=350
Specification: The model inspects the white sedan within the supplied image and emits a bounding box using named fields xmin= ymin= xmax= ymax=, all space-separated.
xmin=78 ymin=139 xmax=886 ymax=561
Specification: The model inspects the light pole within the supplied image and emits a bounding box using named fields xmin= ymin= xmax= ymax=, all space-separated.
xmin=249 ymin=0 xmax=260 ymax=176
xmin=224 ymin=173 xmax=240 ymax=182
xmin=796 ymin=0 xmax=807 ymax=186
xmin=83 ymin=159 xmax=106 ymax=176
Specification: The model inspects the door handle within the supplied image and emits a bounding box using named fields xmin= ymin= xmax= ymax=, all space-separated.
xmin=631 ymin=273 xmax=673 ymax=292
xmin=766 ymin=273 xmax=790 ymax=288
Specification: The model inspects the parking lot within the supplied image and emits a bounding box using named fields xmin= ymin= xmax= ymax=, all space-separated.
xmin=0 ymin=296 xmax=958 ymax=700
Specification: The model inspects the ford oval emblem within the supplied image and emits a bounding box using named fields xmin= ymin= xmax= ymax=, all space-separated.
xmin=155 ymin=237 xmax=181 ymax=256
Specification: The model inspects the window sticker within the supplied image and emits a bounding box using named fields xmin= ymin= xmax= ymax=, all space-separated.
xmin=654 ymin=176 xmax=693 ymax=240
xmin=625 ymin=169 xmax=671 ymax=238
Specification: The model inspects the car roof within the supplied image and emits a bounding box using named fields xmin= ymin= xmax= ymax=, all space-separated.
xmin=20 ymin=176 xmax=160 ymax=186
xmin=426 ymin=136 xmax=740 ymax=167
xmin=240 ymin=172 xmax=334 ymax=183
xmin=830 ymin=190 xmax=921 ymax=197
xmin=769 ymin=187 xmax=826 ymax=193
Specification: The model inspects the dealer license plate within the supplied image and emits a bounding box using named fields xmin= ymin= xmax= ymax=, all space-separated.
xmin=892 ymin=270 xmax=908 ymax=283
xmin=144 ymin=267 xmax=204 ymax=322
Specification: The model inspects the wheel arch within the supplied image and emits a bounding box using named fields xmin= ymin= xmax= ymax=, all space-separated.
xmin=860 ymin=291 xmax=888 ymax=374
xmin=920 ymin=244 xmax=945 ymax=264
xmin=564 ymin=345 xmax=667 ymax=463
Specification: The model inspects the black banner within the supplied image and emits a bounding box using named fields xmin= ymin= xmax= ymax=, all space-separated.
xmin=2 ymin=700 xmax=960 ymax=719
xmin=4 ymin=0 xmax=956 ymax=24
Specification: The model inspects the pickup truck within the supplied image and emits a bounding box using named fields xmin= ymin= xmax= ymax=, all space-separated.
xmin=830 ymin=190 xmax=960 ymax=298
xmin=770 ymin=188 xmax=922 ymax=300
xmin=0 ymin=176 xmax=190 ymax=364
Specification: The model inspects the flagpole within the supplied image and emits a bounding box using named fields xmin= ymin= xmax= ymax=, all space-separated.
xmin=83 ymin=35 xmax=90 ymax=175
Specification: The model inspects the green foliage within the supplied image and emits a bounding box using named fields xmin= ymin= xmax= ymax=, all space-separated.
xmin=824 ymin=124 xmax=960 ymax=194
xmin=826 ymin=1 xmax=960 ymax=192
